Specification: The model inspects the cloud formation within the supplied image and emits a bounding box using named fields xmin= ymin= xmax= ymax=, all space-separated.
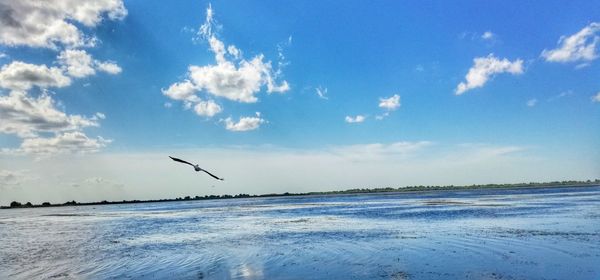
xmin=58 ymin=49 xmax=122 ymax=78
xmin=72 ymin=176 xmax=124 ymax=188
xmin=546 ymin=90 xmax=573 ymax=102
xmin=0 ymin=1 xmax=126 ymax=156
xmin=345 ymin=115 xmax=366 ymax=123
xmin=455 ymin=54 xmax=523 ymax=95
xmin=0 ymin=169 xmax=28 ymax=187
xmin=0 ymin=91 xmax=109 ymax=155
xmin=95 ymin=61 xmax=122 ymax=75
xmin=0 ymin=60 xmax=114 ymax=154
xmin=316 ymin=86 xmax=328 ymax=100
xmin=332 ymin=141 xmax=432 ymax=160
xmin=526 ymin=99 xmax=537 ymax=107
xmin=0 ymin=91 xmax=100 ymax=138
xmin=481 ymin=31 xmax=495 ymax=40
xmin=194 ymin=100 xmax=222 ymax=117
xmin=592 ymin=92 xmax=600 ymax=103
xmin=0 ymin=61 xmax=71 ymax=90
xmin=542 ymin=22 xmax=600 ymax=63
xmin=164 ymin=4 xmax=289 ymax=123
xmin=223 ymin=112 xmax=265 ymax=131
xmin=379 ymin=94 xmax=401 ymax=110
xmin=19 ymin=131 xmax=111 ymax=155
xmin=0 ymin=0 xmax=127 ymax=49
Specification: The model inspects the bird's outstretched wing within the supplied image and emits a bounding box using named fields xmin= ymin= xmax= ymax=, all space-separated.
xmin=169 ymin=156 xmax=195 ymax=167
xmin=200 ymin=169 xmax=224 ymax=181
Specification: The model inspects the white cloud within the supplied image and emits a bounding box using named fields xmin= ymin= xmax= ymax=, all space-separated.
xmin=0 ymin=1 xmax=122 ymax=157
xmin=481 ymin=31 xmax=495 ymax=40
xmin=315 ymin=86 xmax=328 ymax=100
xmin=18 ymin=131 xmax=111 ymax=155
xmin=194 ymin=100 xmax=222 ymax=117
xmin=455 ymin=54 xmax=523 ymax=95
xmin=0 ymin=91 xmax=108 ymax=155
xmin=456 ymin=143 xmax=524 ymax=159
xmin=541 ymin=22 xmax=600 ymax=63
xmin=165 ymin=4 xmax=289 ymax=121
xmin=0 ymin=61 xmax=71 ymax=90
xmin=332 ymin=141 xmax=432 ymax=160
xmin=187 ymin=54 xmax=288 ymax=103
xmin=224 ymin=112 xmax=265 ymax=131
xmin=379 ymin=94 xmax=401 ymax=110
xmin=57 ymin=49 xmax=95 ymax=78
xmin=57 ymin=49 xmax=122 ymax=77
xmin=162 ymin=80 xmax=199 ymax=102
xmin=526 ymin=99 xmax=537 ymax=107
xmin=592 ymin=92 xmax=600 ymax=103
xmin=227 ymin=45 xmax=241 ymax=60
xmin=94 ymin=112 xmax=106 ymax=120
xmin=0 ymin=91 xmax=99 ymax=137
xmin=0 ymin=0 xmax=127 ymax=49
xmin=345 ymin=115 xmax=366 ymax=123
xmin=192 ymin=4 xmax=290 ymax=100
xmin=95 ymin=61 xmax=122 ymax=75
xmin=0 ymin=169 xmax=28 ymax=186
xmin=375 ymin=112 xmax=390 ymax=120
xmin=73 ymin=176 xmax=123 ymax=188
xmin=547 ymin=90 xmax=573 ymax=102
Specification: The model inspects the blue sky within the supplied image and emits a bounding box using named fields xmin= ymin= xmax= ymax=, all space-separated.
xmin=0 ymin=1 xmax=599 ymax=204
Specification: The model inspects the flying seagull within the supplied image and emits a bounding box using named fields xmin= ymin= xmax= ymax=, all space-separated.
xmin=169 ymin=156 xmax=224 ymax=181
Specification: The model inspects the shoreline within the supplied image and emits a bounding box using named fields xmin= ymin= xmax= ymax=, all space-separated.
xmin=2 ymin=180 xmax=599 ymax=209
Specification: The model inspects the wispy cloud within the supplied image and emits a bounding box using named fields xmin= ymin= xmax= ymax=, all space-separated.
xmin=0 ymin=169 xmax=30 ymax=187
xmin=542 ymin=22 xmax=600 ymax=64
xmin=456 ymin=54 xmax=523 ymax=95
xmin=375 ymin=112 xmax=390 ymax=120
xmin=375 ymin=94 xmax=401 ymax=120
xmin=592 ymin=92 xmax=600 ymax=103
xmin=526 ymin=99 xmax=538 ymax=107
xmin=331 ymin=141 xmax=432 ymax=160
xmin=481 ymin=31 xmax=495 ymax=40
xmin=345 ymin=115 xmax=366 ymax=123
xmin=547 ymin=90 xmax=573 ymax=102
xmin=315 ymin=86 xmax=328 ymax=100
xmin=71 ymin=177 xmax=124 ymax=188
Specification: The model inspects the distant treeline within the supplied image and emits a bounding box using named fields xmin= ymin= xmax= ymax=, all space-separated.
xmin=2 ymin=179 xmax=599 ymax=209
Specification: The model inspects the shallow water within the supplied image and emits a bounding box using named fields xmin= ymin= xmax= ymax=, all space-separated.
xmin=1 ymin=186 xmax=599 ymax=279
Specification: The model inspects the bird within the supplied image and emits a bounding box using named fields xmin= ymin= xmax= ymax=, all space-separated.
xmin=168 ymin=156 xmax=224 ymax=181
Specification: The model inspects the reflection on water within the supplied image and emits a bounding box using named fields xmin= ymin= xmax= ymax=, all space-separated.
xmin=1 ymin=186 xmax=599 ymax=279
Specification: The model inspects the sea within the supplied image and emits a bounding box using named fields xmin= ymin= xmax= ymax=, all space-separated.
xmin=1 ymin=185 xmax=599 ymax=279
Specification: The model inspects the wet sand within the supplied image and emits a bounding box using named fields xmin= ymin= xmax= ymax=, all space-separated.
xmin=1 ymin=186 xmax=599 ymax=279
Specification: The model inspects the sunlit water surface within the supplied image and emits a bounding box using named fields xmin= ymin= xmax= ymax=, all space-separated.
xmin=1 ymin=186 xmax=599 ymax=279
